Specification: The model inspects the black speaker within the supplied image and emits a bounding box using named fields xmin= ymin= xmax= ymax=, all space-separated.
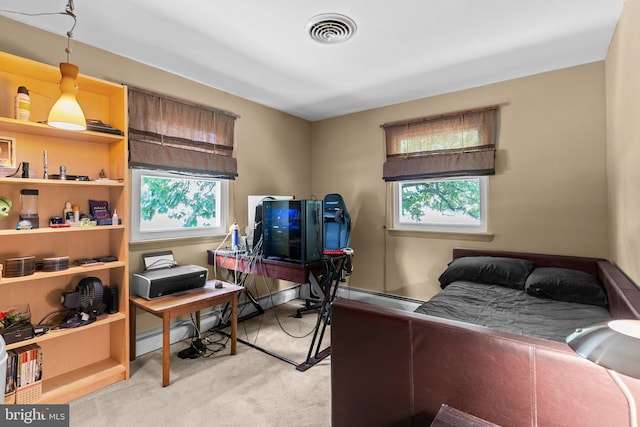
xmin=60 ymin=276 xmax=104 ymax=314
xmin=103 ymin=286 xmax=119 ymax=314
xmin=59 ymin=277 xmax=105 ymax=328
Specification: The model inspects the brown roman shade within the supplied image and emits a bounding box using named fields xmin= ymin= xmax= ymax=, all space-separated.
xmin=128 ymin=87 xmax=239 ymax=179
xmin=382 ymin=106 xmax=498 ymax=182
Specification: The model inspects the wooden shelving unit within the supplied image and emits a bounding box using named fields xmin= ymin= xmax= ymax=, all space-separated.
xmin=0 ymin=51 xmax=129 ymax=404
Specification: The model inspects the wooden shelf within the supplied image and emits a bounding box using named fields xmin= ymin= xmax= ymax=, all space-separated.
xmin=0 ymin=117 xmax=124 ymax=144
xmin=0 ymin=225 xmax=124 ymax=237
xmin=6 ymin=313 xmax=126 ymax=351
xmin=39 ymin=359 xmax=128 ymax=404
xmin=3 ymin=52 xmax=124 ymax=96
xmin=1 ymin=50 xmax=130 ymax=404
xmin=1 ymin=262 xmax=126 ymax=286
xmin=0 ymin=176 xmax=124 ymax=188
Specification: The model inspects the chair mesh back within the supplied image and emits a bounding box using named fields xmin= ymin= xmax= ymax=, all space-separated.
xmin=323 ymin=194 xmax=351 ymax=250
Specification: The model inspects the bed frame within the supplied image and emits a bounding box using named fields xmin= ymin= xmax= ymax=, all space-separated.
xmin=331 ymin=249 xmax=640 ymax=426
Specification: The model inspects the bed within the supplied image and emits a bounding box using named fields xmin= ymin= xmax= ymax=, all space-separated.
xmin=414 ymin=254 xmax=612 ymax=341
xmin=331 ymin=248 xmax=640 ymax=427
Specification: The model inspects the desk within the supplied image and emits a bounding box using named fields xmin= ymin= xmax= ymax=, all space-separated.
xmin=207 ymin=251 xmax=325 ymax=284
xmin=208 ymin=251 xmax=325 ymax=326
xmin=130 ymin=281 xmax=243 ymax=386
xmin=207 ymin=250 xmax=346 ymax=371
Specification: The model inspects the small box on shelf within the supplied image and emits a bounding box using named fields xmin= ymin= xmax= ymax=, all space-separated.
xmin=0 ymin=304 xmax=33 ymax=345
xmin=15 ymin=381 xmax=41 ymax=404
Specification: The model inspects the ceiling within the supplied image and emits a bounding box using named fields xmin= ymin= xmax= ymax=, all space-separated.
xmin=1 ymin=0 xmax=625 ymax=121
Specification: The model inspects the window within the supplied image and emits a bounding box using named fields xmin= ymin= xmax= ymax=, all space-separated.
xmin=394 ymin=177 xmax=487 ymax=232
xmin=131 ymin=169 xmax=228 ymax=242
xmin=382 ymin=106 xmax=497 ymax=233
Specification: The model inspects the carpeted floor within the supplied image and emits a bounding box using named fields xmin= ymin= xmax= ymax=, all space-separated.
xmin=69 ymin=300 xmax=332 ymax=427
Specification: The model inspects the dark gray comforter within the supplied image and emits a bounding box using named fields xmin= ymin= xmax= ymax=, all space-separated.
xmin=414 ymin=281 xmax=612 ymax=342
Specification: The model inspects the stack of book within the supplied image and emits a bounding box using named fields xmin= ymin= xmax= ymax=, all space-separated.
xmin=5 ymin=344 xmax=42 ymax=404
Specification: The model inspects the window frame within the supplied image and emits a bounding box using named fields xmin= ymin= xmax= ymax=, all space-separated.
xmin=392 ymin=176 xmax=488 ymax=233
xmin=130 ymin=168 xmax=228 ymax=242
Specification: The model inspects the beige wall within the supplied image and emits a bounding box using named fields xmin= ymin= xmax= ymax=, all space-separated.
xmin=1 ymin=12 xmax=626 ymax=308
xmin=312 ymin=63 xmax=609 ymax=300
xmin=606 ymin=0 xmax=640 ymax=285
xmin=0 ymin=17 xmax=313 ymax=332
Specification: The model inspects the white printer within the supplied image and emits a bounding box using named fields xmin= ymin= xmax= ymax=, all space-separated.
xmin=132 ymin=264 xmax=208 ymax=299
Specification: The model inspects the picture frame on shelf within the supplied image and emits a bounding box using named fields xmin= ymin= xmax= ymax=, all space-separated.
xmin=0 ymin=136 xmax=17 ymax=168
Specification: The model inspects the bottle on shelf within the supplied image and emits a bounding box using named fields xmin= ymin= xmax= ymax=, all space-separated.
xmin=63 ymin=201 xmax=73 ymax=223
xmin=112 ymin=209 xmax=119 ymax=226
xmin=72 ymin=204 xmax=80 ymax=223
xmin=14 ymin=86 xmax=30 ymax=121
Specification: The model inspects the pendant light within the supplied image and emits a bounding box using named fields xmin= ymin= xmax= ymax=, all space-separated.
xmin=47 ymin=0 xmax=86 ymax=131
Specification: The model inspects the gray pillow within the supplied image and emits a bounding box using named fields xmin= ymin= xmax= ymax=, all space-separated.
xmin=438 ymin=256 xmax=536 ymax=290
xmin=525 ymin=267 xmax=608 ymax=307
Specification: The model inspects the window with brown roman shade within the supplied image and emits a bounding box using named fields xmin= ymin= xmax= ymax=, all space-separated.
xmin=382 ymin=106 xmax=498 ymax=182
xmin=128 ymin=87 xmax=240 ymax=179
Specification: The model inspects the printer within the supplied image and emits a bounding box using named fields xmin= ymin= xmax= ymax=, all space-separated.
xmin=132 ymin=265 xmax=208 ymax=299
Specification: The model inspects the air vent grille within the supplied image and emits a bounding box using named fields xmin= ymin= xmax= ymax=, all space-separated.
xmin=307 ymin=14 xmax=357 ymax=44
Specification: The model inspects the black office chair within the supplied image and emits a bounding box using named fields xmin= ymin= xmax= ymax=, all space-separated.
xmin=323 ymin=193 xmax=351 ymax=252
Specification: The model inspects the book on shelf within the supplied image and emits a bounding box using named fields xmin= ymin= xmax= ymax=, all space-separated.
xmin=5 ymin=350 xmax=17 ymax=395
xmin=5 ymin=344 xmax=42 ymax=395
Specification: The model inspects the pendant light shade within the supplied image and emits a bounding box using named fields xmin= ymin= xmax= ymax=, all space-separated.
xmin=48 ymin=62 xmax=86 ymax=131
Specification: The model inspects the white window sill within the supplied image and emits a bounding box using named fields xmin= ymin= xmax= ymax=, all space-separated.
xmin=387 ymin=228 xmax=494 ymax=242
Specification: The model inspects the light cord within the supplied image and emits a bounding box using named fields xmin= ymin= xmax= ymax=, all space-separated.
xmin=1 ymin=0 xmax=78 ymax=62
xmin=608 ymin=369 xmax=637 ymax=427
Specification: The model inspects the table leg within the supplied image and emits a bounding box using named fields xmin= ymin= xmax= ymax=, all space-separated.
xmin=231 ymin=293 xmax=237 ymax=355
xmin=129 ymin=302 xmax=136 ymax=361
xmin=162 ymin=314 xmax=171 ymax=387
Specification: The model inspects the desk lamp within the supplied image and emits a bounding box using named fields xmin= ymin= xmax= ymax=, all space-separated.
xmin=566 ymin=319 xmax=640 ymax=427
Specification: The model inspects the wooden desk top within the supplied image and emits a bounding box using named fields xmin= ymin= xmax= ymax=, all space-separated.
xmin=130 ymin=281 xmax=243 ymax=315
xmin=207 ymin=250 xmax=326 ymax=284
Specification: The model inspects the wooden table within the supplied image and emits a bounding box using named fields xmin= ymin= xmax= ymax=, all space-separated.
xmin=129 ymin=281 xmax=243 ymax=386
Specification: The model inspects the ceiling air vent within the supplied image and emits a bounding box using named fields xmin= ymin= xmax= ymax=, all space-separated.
xmin=306 ymin=13 xmax=357 ymax=44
